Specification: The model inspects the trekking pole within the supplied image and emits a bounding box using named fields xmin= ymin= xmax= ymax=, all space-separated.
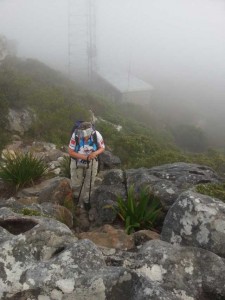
xmin=75 ymin=159 xmax=88 ymax=207
xmin=76 ymin=172 xmax=85 ymax=206
xmin=85 ymin=158 xmax=93 ymax=211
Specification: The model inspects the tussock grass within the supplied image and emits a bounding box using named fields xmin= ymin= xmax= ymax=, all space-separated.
xmin=116 ymin=185 xmax=162 ymax=234
xmin=0 ymin=151 xmax=48 ymax=190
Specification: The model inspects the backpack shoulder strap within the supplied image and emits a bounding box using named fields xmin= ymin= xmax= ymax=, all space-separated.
xmin=75 ymin=135 xmax=80 ymax=152
xmin=92 ymin=131 xmax=98 ymax=150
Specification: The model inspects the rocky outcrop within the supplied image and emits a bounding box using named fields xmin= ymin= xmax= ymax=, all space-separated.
xmin=99 ymin=150 xmax=121 ymax=170
xmin=89 ymin=163 xmax=222 ymax=227
xmin=1 ymin=209 xmax=225 ymax=300
xmin=89 ymin=169 xmax=126 ymax=226
xmin=1 ymin=139 xmax=225 ymax=299
xmin=17 ymin=177 xmax=73 ymax=206
xmin=7 ymin=108 xmax=36 ymax=134
xmin=126 ymin=162 xmax=221 ymax=210
xmin=161 ymin=190 xmax=225 ymax=258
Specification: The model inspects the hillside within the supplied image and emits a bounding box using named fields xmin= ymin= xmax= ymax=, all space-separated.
xmin=1 ymin=55 xmax=225 ymax=173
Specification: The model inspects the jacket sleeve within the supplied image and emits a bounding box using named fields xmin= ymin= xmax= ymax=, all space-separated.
xmin=69 ymin=132 xmax=76 ymax=150
xmin=96 ymin=131 xmax=105 ymax=149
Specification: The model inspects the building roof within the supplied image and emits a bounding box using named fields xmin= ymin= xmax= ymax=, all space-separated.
xmin=96 ymin=69 xmax=154 ymax=93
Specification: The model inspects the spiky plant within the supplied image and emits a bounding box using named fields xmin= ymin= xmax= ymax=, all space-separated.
xmin=116 ymin=185 xmax=162 ymax=234
xmin=0 ymin=151 xmax=48 ymax=190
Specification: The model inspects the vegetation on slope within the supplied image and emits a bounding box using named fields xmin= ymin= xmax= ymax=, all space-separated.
xmin=1 ymin=56 xmax=225 ymax=175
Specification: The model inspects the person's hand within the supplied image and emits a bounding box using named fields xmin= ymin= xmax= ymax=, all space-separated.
xmin=88 ymin=152 xmax=96 ymax=160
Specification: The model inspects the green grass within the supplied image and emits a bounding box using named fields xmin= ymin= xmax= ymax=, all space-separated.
xmin=0 ymin=151 xmax=48 ymax=190
xmin=20 ymin=208 xmax=42 ymax=216
xmin=195 ymin=183 xmax=225 ymax=202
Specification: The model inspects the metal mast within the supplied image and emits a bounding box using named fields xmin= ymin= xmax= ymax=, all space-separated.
xmin=68 ymin=0 xmax=97 ymax=86
xmin=87 ymin=0 xmax=97 ymax=83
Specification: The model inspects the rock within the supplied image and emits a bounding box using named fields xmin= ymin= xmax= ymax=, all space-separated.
xmin=75 ymin=207 xmax=90 ymax=232
xmin=78 ymin=224 xmax=135 ymax=250
xmin=0 ymin=221 xmax=178 ymax=300
xmin=0 ymin=197 xmax=74 ymax=228
xmin=17 ymin=177 xmax=73 ymax=206
xmin=30 ymin=141 xmax=57 ymax=152
xmin=126 ymin=162 xmax=222 ymax=210
xmin=101 ymin=239 xmax=225 ymax=299
xmin=99 ymin=150 xmax=121 ymax=170
xmin=134 ymin=239 xmax=225 ymax=299
xmin=7 ymin=108 xmax=36 ymax=134
xmin=101 ymin=169 xmax=125 ymax=185
xmin=90 ymin=184 xmax=125 ymax=225
xmin=161 ymin=190 xmax=225 ymax=258
xmin=133 ymin=229 xmax=160 ymax=247
xmin=1 ymin=140 xmax=23 ymax=156
xmin=0 ymin=207 xmax=76 ymax=258
xmin=1 ymin=137 xmax=225 ymax=299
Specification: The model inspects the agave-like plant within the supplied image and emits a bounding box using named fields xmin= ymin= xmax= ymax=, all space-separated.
xmin=117 ymin=185 xmax=162 ymax=234
xmin=0 ymin=151 xmax=48 ymax=190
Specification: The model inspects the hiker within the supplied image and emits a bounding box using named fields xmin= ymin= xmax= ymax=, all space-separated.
xmin=68 ymin=121 xmax=105 ymax=209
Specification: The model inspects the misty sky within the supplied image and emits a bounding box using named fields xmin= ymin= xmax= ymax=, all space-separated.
xmin=0 ymin=0 xmax=225 ymax=110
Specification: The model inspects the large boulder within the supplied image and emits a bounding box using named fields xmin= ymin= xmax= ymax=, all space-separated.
xmin=99 ymin=150 xmax=121 ymax=170
xmin=126 ymin=162 xmax=221 ymax=210
xmin=104 ymin=239 xmax=225 ymax=300
xmin=0 ymin=208 xmax=175 ymax=300
xmin=0 ymin=208 xmax=76 ymax=256
xmin=17 ymin=177 xmax=73 ymax=206
xmin=89 ymin=169 xmax=126 ymax=226
xmin=135 ymin=240 xmax=225 ymax=299
xmin=7 ymin=108 xmax=36 ymax=134
xmin=161 ymin=190 xmax=225 ymax=258
xmin=0 ymin=198 xmax=74 ymax=228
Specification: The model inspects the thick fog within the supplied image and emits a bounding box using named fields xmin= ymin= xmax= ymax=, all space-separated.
xmin=0 ymin=0 xmax=225 ymax=144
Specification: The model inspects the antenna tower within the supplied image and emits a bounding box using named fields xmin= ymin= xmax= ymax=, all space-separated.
xmin=68 ymin=0 xmax=97 ymax=85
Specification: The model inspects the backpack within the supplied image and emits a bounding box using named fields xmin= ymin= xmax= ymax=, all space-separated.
xmin=71 ymin=121 xmax=98 ymax=152
xmin=70 ymin=120 xmax=85 ymax=136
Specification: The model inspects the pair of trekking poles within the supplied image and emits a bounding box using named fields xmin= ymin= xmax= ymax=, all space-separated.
xmin=77 ymin=156 xmax=94 ymax=211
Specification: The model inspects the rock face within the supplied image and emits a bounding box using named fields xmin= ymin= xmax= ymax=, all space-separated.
xmin=99 ymin=150 xmax=121 ymax=170
xmin=90 ymin=163 xmax=222 ymax=227
xmin=89 ymin=169 xmax=126 ymax=226
xmin=126 ymin=162 xmax=221 ymax=210
xmin=17 ymin=177 xmax=73 ymax=206
xmin=7 ymin=108 xmax=36 ymax=134
xmin=1 ymin=209 xmax=225 ymax=300
xmin=161 ymin=190 xmax=225 ymax=258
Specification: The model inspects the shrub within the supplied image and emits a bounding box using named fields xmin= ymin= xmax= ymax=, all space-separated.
xmin=0 ymin=151 xmax=48 ymax=190
xmin=116 ymin=185 xmax=162 ymax=234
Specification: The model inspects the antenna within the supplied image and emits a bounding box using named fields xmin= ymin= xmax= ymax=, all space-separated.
xmin=87 ymin=0 xmax=97 ymax=82
xmin=67 ymin=0 xmax=97 ymax=85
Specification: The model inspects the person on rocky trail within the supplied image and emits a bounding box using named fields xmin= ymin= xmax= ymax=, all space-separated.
xmin=68 ymin=121 xmax=105 ymax=210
